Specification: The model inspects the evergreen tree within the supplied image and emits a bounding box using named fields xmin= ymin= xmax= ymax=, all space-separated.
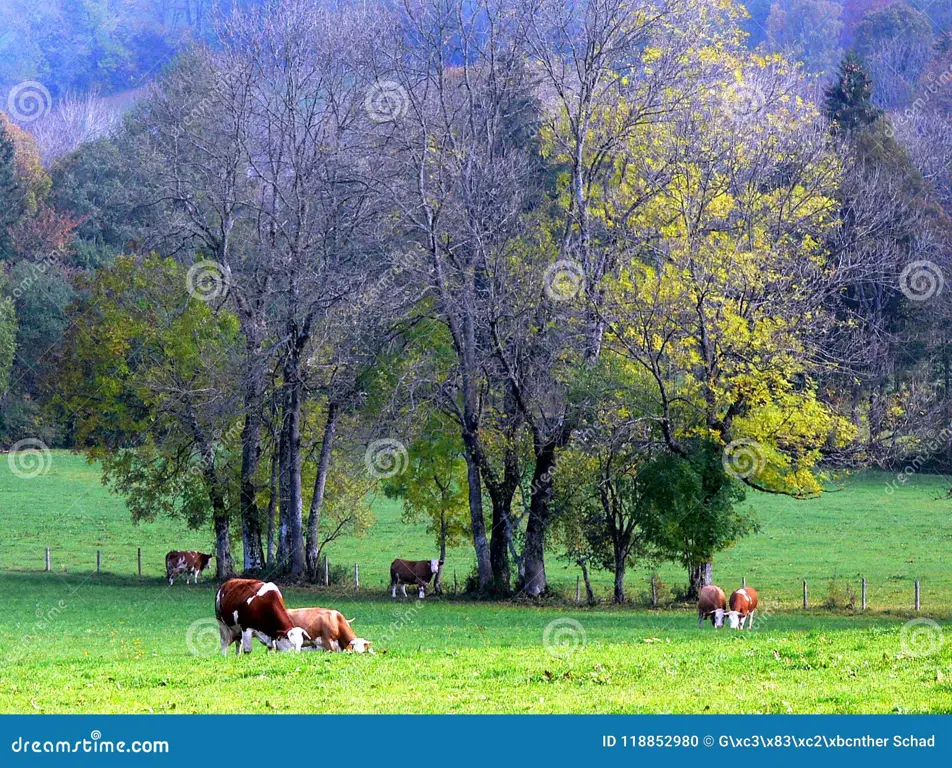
xmin=824 ymin=51 xmax=881 ymax=135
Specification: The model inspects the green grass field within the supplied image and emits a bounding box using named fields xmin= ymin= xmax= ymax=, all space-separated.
xmin=0 ymin=452 xmax=950 ymax=713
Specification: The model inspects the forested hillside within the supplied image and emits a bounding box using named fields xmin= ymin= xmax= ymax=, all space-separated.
xmin=0 ymin=0 xmax=950 ymax=602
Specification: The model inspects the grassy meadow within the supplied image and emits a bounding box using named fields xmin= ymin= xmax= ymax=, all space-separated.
xmin=0 ymin=451 xmax=950 ymax=713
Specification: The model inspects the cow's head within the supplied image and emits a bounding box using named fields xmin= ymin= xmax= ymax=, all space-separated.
xmin=725 ymin=610 xmax=743 ymax=630
xmin=347 ymin=638 xmax=373 ymax=654
xmin=429 ymin=559 xmax=442 ymax=574
xmin=275 ymin=626 xmax=310 ymax=652
xmin=711 ymin=608 xmax=725 ymax=629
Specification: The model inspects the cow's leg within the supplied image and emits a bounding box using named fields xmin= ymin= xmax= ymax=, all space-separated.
xmin=418 ymin=585 xmax=425 ymax=599
xmin=241 ymin=629 xmax=254 ymax=654
xmin=219 ymin=622 xmax=233 ymax=656
xmin=747 ymin=611 xmax=754 ymax=630
xmin=698 ymin=611 xmax=703 ymax=629
xmin=391 ymin=580 xmax=396 ymax=599
xmin=401 ymin=583 xmax=407 ymax=598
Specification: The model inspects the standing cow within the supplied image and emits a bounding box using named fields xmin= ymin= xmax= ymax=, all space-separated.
xmin=215 ymin=578 xmax=309 ymax=655
xmin=166 ymin=551 xmax=214 ymax=585
xmin=726 ymin=586 xmax=759 ymax=630
xmin=697 ymin=584 xmax=727 ymax=628
xmin=390 ymin=558 xmax=443 ymax=599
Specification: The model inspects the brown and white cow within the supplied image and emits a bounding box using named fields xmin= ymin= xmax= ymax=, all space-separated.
xmin=288 ymin=607 xmax=373 ymax=654
xmin=166 ymin=551 xmax=214 ymax=585
xmin=697 ymin=584 xmax=727 ymax=628
xmin=390 ymin=558 xmax=443 ymax=599
xmin=726 ymin=586 xmax=759 ymax=630
xmin=214 ymin=578 xmax=309 ymax=655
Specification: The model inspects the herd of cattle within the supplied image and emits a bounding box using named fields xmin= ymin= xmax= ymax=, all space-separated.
xmin=166 ymin=550 xmax=443 ymax=655
xmin=167 ymin=550 xmax=758 ymax=656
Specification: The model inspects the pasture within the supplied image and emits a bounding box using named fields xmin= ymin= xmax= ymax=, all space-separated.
xmin=0 ymin=452 xmax=950 ymax=713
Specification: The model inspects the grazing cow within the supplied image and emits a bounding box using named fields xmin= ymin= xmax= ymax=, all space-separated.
xmin=166 ymin=551 xmax=214 ymax=585
xmin=288 ymin=608 xmax=373 ymax=654
xmin=390 ymin=558 xmax=443 ymax=599
xmin=726 ymin=586 xmax=759 ymax=630
xmin=697 ymin=584 xmax=727 ymax=628
xmin=214 ymin=578 xmax=309 ymax=655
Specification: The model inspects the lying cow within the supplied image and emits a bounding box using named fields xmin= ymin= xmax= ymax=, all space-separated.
xmin=215 ymin=578 xmax=309 ymax=655
xmin=697 ymin=584 xmax=727 ymax=628
xmin=166 ymin=550 xmax=213 ymax=585
xmin=288 ymin=607 xmax=373 ymax=654
xmin=726 ymin=586 xmax=759 ymax=630
xmin=390 ymin=558 xmax=443 ymax=599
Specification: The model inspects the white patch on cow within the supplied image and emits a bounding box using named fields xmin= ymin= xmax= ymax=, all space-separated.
xmin=329 ymin=639 xmax=341 ymax=652
xmin=713 ymin=608 xmax=725 ymax=628
xmin=215 ymin=587 xmax=223 ymax=613
xmin=726 ymin=610 xmax=743 ymax=630
xmin=247 ymin=581 xmax=282 ymax=604
xmin=430 ymin=559 xmax=439 ymax=573
xmin=737 ymin=588 xmax=749 ymax=602
xmin=418 ymin=586 xmax=425 ymax=599
xmin=232 ymin=610 xmax=239 ymax=624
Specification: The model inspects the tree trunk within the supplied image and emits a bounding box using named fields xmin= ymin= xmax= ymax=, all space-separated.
xmin=486 ymin=445 xmax=518 ymax=596
xmin=434 ymin=513 xmax=447 ymax=595
xmin=521 ymin=443 xmax=557 ymax=597
xmin=239 ymin=400 xmax=265 ymax=573
xmin=613 ymin=555 xmax=626 ymax=605
xmin=462 ymin=432 xmax=492 ymax=592
xmin=687 ymin=561 xmax=713 ymax=601
xmin=578 ymin=559 xmax=596 ymax=606
xmin=278 ymin=361 xmax=306 ymax=578
xmin=213 ymin=509 xmax=233 ymax=580
xmin=306 ymin=402 xmax=338 ymax=580
xmin=266 ymin=450 xmax=278 ymax=568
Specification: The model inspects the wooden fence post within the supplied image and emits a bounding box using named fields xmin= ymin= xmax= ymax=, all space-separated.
xmin=137 ymin=547 xmax=142 ymax=580
xmin=324 ymin=556 xmax=329 ymax=587
xmin=861 ymin=578 xmax=867 ymax=611
xmin=575 ymin=576 xmax=580 ymax=605
xmin=96 ymin=550 xmax=101 ymax=574
xmin=453 ymin=570 xmax=458 ymax=595
xmin=802 ymin=580 xmax=808 ymax=609
xmin=915 ymin=579 xmax=921 ymax=612
xmin=650 ymin=574 xmax=658 ymax=607
xmin=354 ymin=563 xmax=359 ymax=591
xmin=742 ymin=575 xmax=746 ymax=588
xmin=45 ymin=547 xmax=50 ymax=572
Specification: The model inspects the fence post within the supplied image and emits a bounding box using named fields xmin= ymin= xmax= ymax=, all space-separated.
xmin=861 ymin=578 xmax=867 ymax=611
xmin=575 ymin=576 xmax=580 ymax=605
xmin=97 ymin=550 xmax=101 ymax=574
xmin=354 ymin=563 xmax=359 ymax=591
xmin=742 ymin=575 xmax=746 ymax=588
xmin=454 ymin=570 xmax=458 ymax=595
xmin=915 ymin=579 xmax=921 ymax=612
xmin=802 ymin=580 xmax=808 ymax=609
xmin=45 ymin=547 xmax=50 ymax=572
xmin=137 ymin=547 xmax=142 ymax=580
xmin=324 ymin=556 xmax=329 ymax=587
xmin=651 ymin=574 xmax=658 ymax=607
